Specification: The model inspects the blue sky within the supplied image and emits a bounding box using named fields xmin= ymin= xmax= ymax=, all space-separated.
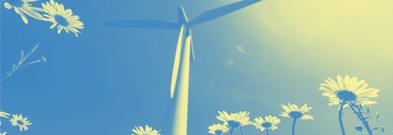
xmin=1 ymin=0 xmax=393 ymax=135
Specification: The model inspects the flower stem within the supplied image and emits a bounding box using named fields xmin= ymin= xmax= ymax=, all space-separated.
xmin=349 ymin=104 xmax=373 ymax=135
xmin=292 ymin=118 xmax=298 ymax=135
xmin=0 ymin=43 xmax=41 ymax=82
xmin=229 ymin=127 xmax=234 ymax=135
xmin=239 ymin=127 xmax=245 ymax=135
xmin=266 ymin=128 xmax=270 ymax=135
xmin=1 ymin=31 xmax=49 ymax=83
xmin=338 ymin=103 xmax=346 ymax=135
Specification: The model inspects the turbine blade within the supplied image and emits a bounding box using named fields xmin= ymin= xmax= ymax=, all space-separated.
xmin=170 ymin=25 xmax=186 ymax=98
xmin=178 ymin=6 xmax=189 ymax=23
xmin=103 ymin=20 xmax=178 ymax=29
xmin=189 ymin=31 xmax=196 ymax=62
xmin=190 ymin=0 xmax=261 ymax=25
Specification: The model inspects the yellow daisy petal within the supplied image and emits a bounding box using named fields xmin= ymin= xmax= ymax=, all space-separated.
xmin=0 ymin=112 xmax=10 ymax=118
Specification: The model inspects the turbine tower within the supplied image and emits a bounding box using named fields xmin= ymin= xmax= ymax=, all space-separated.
xmin=104 ymin=0 xmax=262 ymax=134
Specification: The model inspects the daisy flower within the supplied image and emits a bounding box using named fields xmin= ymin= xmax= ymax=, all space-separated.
xmin=3 ymin=0 xmax=45 ymax=24
xmin=280 ymin=103 xmax=313 ymax=120
xmin=9 ymin=114 xmax=32 ymax=131
xmin=320 ymin=75 xmax=380 ymax=135
xmin=280 ymin=103 xmax=313 ymax=135
xmin=216 ymin=111 xmax=251 ymax=129
xmin=131 ymin=125 xmax=160 ymax=135
xmin=319 ymin=75 xmax=379 ymax=106
xmin=41 ymin=0 xmax=84 ymax=37
xmin=208 ymin=123 xmax=229 ymax=135
xmin=253 ymin=115 xmax=280 ymax=135
xmin=0 ymin=132 xmax=7 ymax=135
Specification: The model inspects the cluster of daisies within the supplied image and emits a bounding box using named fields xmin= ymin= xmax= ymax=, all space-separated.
xmin=207 ymin=75 xmax=380 ymax=135
xmin=129 ymin=75 xmax=381 ymax=135
xmin=0 ymin=112 xmax=32 ymax=135
xmin=3 ymin=0 xmax=84 ymax=37
xmin=208 ymin=103 xmax=313 ymax=135
xmin=128 ymin=103 xmax=313 ymax=135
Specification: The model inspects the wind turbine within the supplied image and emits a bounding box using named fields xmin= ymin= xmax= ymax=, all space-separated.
xmin=104 ymin=0 xmax=262 ymax=134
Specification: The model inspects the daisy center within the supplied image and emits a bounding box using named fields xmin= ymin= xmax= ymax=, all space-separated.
xmin=336 ymin=90 xmax=357 ymax=102
xmin=7 ymin=0 xmax=24 ymax=7
xmin=17 ymin=120 xmax=24 ymax=125
xmin=227 ymin=120 xmax=240 ymax=128
xmin=261 ymin=122 xmax=272 ymax=128
xmin=289 ymin=111 xmax=303 ymax=119
xmin=214 ymin=130 xmax=223 ymax=135
xmin=54 ymin=15 xmax=69 ymax=26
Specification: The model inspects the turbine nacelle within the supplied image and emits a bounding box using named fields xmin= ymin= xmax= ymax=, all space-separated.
xmin=177 ymin=6 xmax=195 ymax=62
